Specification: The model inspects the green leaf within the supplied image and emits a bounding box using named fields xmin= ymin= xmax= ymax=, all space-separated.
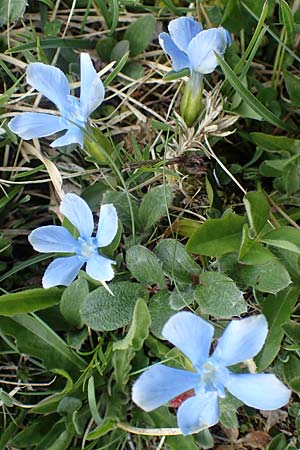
xmin=282 ymin=320 xmax=300 ymax=342
xmin=148 ymin=291 xmax=175 ymax=339
xmin=251 ymin=132 xmax=300 ymax=154
xmin=256 ymin=287 xmax=298 ymax=371
xmin=266 ymin=433 xmax=287 ymax=450
xmin=113 ymin=298 xmax=151 ymax=351
xmin=0 ymin=288 xmax=62 ymax=316
xmin=138 ymin=185 xmax=173 ymax=230
xmin=243 ymin=191 xmax=269 ymax=234
xmin=124 ymin=15 xmax=156 ymax=57
xmin=216 ymin=54 xmax=292 ymax=131
xmin=0 ymin=0 xmax=26 ymax=24
xmin=96 ymin=37 xmax=117 ymax=62
xmin=241 ymin=258 xmax=291 ymax=294
xmin=187 ymin=212 xmax=246 ymax=257
xmin=261 ymin=227 xmax=300 ymax=253
xmin=126 ymin=245 xmax=166 ymax=287
xmin=111 ymin=40 xmax=130 ymax=64
xmin=0 ymin=314 xmax=86 ymax=377
xmin=60 ymin=279 xmax=89 ymax=328
xmin=238 ymin=224 xmax=274 ymax=265
xmin=283 ymin=354 xmax=300 ymax=393
xmin=194 ymin=272 xmax=246 ymax=318
xmin=155 ymin=239 xmax=200 ymax=283
xmin=284 ymin=71 xmax=300 ymax=104
xmin=80 ymin=282 xmax=147 ymax=331
xmin=279 ymin=0 xmax=294 ymax=47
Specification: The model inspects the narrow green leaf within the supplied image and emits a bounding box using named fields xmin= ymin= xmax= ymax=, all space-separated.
xmin=60 ymin=279 xmax=89 ymax=328
xmin=113 ymin=298 xmax=151 ymax=351
xmin=7 ymin=38 xmax=96 ymax=53
xmin=256 ymin=287 xmax=298 ymax=370
xmin=238 ymin=224 xmax=274 ymax=265
xmin=243 ymin=191 xmax=269 ymax=234
xmin=0 ymin=288 xmax=62 ymax=316
xmin=262 ymin=226 xmax=300 ymax=253
xmin=0 ymin=314 xmax=86 ymax=377
xmin=283 ymin=354 xmax=300 ymax=393
xmin=217 ymin=54 xmax=292 ymax=131
xmin=280 ymin=0 xmax=294 ymax=47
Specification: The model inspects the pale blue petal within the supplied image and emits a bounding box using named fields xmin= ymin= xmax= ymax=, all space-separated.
xmin=187 ymin=27 xmax=229 ymax=74
xmin=29 ymin=225 xmax=77 ymax=253
xmin=213 ymin=315 xmax=268 ymax=367
xmin=80 ymin=53 xmax=105 ymax=119
xmin=42 ymin=255 xmax=83 ymax=288
xmin=8 ymin=113 xmax=65 ymax=140
xmin=159 ymin=33 xmax=191 ymax=72
xmin=86 ymin=254 xmax=115 ymax=282
xmin=50 ymin=125 xmax=83 ymax=148
xmin=132 ymin=364 xmax=199 ymax=411
xmin=177 ymin=392 xmax=219 ymax=435
xmin=96 ymin=204 xmax=118 ymax=248
xmin=168 ymin=17 xmax=202 ymax=53
xmin=225 ymin=373 xmax=291 ymax=410
xmin=60 ymin=193 xmax=94 ymax=239
xmin=26 ymin=62 xmax=70 ymax=112
xmin=162 ymin=312 xmax=214 ymax=370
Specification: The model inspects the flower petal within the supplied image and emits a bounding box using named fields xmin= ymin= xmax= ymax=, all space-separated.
xmin=177 ymin=392 xmax=219 ymax=435
xmin=213 ymin=315 xmax=268 ymax=367
xmin=168 ymin=17 xmax=202 ymax=53
xmin=8 ymin=113 xmax=65 ymax=140
xmin=162 ymin=312 xmax=214 ymax=370
xmin=225 ymin=373 xmax=291 ymax=410
xmin=42 ymin=255 xmax=83 ymax=288
xmin=50 ymin=125 xmax=84 ymax=148
xmin=187 ymin=27 xmax=229 ymax=74
xmin=26 ymin=62 xmax=70 ymax=112
xmin=132 ymin=364 xmax=199 ymax=411
xmin=96 ymin=204 xmax=118 ymax=248
xmin=159 ymin=33 xmax=191 ymax=72
xmin=80 ymin=53 xmax=105 ymax=119
xmin=29 ymin=225 xmax=77 ymax=253
xmin=60 ymin=193 xmax=94 ymax=239
xmin=85 ymin=253 xmax=115 ymax=282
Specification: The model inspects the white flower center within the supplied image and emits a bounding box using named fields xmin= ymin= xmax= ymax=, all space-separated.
xmin=76 ymin=237 xmax=97 ymax=259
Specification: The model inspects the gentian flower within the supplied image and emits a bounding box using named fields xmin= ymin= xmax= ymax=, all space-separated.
xmin=132 ymin=312 xmax=291 ymax=435
xmin=29 ymin=193 xmax=118 ymax=288
xmin=159 ymin=17 xmax=231 ymax=75
xmin=8 ymin=53 xmax=104 ymax=148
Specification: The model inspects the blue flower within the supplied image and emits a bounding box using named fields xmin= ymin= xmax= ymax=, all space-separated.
xmin=8 ymin=53 xmax=104 ymax=148
xmin=132 ymin=312 xmax=291 ymax=435
xmin=29 ymin=193 xmax=118 ymax=288
xmin=159 ymin=17 xmax=231 ymax=75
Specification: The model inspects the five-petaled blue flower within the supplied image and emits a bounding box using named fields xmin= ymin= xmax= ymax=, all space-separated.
xmin=159 ymin=17 xmax=231 ymax=75
xmin=8 ymin=53 xmax=104 ymax=148
xmin=29 ymin=193 xmax=118 ymax=288
xmin=132 ymin=312 xmax=291 ymax=435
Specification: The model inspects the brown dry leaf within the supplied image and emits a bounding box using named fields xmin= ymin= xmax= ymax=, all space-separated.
xmin=260 ymin=410 xmax=288 ymax=431
xmin=23 ymin=142 xmax=64 ymax=201
xmin=237 ymin=430 xmax=272 ymax=449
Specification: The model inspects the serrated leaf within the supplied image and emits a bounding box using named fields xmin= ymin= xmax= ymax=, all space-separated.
xmin=0 ymin=288 xmax=62 ymax=316
xmin=60 ymin=279 xmax=89 ymax=328
xmin=113 ymin=298 xmax=151 ymax=351
xmin=155 ymin=239 xmax=200 ymax=283
xmin=80 ymin=282 xmax=147 ymax=331
xmin=256 ymin=287 xmax=298 ymax=371
xmin=241 ymin=258 xmax=291 ymax=294
xmin=0 ymin=314 xmax=86 ymax=377
xmin=126 ymin=245 xmax=166 ymax=287
xmin=187 ymin=212 xmax=246 ymax=257
xmin=124 ymin=15 xmax=156 ymax=57
xmin=194 ymin=272 xmax=246 ymax=318
xmin=138 ymin=185 xmax=173 ymax=230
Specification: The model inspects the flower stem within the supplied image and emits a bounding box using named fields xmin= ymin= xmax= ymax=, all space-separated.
xmin=117 ymin=422 xmax=182 ymax=436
